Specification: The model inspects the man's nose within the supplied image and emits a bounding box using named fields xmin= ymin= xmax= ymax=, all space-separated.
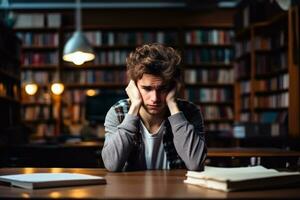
xmin=150 ymin=90 xmax=159 ymax=102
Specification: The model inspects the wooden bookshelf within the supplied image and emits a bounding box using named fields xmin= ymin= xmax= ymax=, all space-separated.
xmin=234 ymin=1 xmax=300 ymax=140
xmin=10 ymin=8 xmax=238 ymax=145
xmin=183 ymin=26 xmax=235 ymax=137
xmin=16 ymin=22 xmax=61 ymax=140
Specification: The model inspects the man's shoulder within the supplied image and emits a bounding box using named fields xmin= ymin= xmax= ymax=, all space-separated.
xmin=112 ymin=98 xmax=130 ymax=115
xmin=113 ymin=98 xmax=130 ymax=108
xmin=177 ymin=99 xmax=198 ymax=110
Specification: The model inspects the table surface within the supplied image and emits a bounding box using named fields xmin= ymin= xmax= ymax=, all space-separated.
xmin=207 ymin=147 xmax=300 ymax=157
xmin=0 ymin=168 xmax=300 ymax=199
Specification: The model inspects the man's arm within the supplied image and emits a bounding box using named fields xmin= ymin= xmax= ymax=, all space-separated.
xmin=166 ymin=86 xmax=206 ymax=171
xmin=168 ymin=106 xmax=207 ymax=171
xmin=101 ymin=106 xmax=140 ymax=172
xmin=102 ymin=80 xmax=142 ymax=172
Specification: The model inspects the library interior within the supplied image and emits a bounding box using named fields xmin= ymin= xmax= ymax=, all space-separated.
xmin=0 ymin=0 xmax=300 ymax=172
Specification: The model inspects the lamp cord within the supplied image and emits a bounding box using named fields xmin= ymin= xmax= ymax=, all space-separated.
xmin=76 ymin=0 xmax=81 ymax=31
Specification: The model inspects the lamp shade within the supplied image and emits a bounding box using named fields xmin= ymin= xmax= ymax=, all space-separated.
xmin=63 ymin=30 xmax=95 ymax=65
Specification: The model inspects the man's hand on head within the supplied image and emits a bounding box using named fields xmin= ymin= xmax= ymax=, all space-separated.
xmin=126 ymin=80 xmax=142 ymax=115
xmin=166 ymin=83 xmax=180 ymax=115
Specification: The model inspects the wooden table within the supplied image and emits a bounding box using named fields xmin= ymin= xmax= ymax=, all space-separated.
xmin=0 ymin=168 xmax=300 ymax=199
xmin=208 ymin=148 xmax=300 ymax=157
xmin=207 ymin=148 xmax=300 ymax=167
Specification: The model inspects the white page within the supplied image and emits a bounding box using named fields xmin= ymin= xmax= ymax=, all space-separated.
xmin=187 ymin=166 xmax=300 ymax=182
xmin=0 ymin=173 xmax=104 ymax=183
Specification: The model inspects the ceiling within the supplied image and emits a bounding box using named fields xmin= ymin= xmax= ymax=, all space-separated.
xmin=0 ymin=0 xmax=240 ymax=10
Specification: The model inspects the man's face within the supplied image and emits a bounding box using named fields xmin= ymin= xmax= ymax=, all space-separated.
xmin=136 ymin=74 xmax=169 ymax=115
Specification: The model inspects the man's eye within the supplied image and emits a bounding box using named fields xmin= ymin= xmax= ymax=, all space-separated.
xmin=144 ymin=88 xmax=151 ymax=92
xmin=158 ymin=87 xmax=168 ymax=92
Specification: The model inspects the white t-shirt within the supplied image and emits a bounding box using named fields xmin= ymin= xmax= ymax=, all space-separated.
xmin=140 ymin=121 xmax=170 ymax=170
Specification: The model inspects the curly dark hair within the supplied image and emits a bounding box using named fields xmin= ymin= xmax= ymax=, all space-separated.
xmin=126 ymin=43 xmax=181 ymax=84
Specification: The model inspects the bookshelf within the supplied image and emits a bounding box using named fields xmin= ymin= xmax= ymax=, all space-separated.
xmin=16 ymin=26 xmax=61 ymax=140
xmin=234 ymin=1 xmax=300 ymax=142
xmin=0 ymin=20 xmax=22 ymax=145
xmin=183 ymin=26 xmax=235 ymax=138
xmin=9 ymin=8 xmax=243 ymax=146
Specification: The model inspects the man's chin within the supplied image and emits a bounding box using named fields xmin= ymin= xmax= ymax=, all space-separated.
xmin=146 ymin=107 xmax=163 ymax=115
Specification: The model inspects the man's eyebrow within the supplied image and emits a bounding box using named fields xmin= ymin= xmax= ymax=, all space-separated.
xmin=141 ymin=85 xmax=153 ymax=89
xmin=141 ymin=85 xmax=167 ymax=90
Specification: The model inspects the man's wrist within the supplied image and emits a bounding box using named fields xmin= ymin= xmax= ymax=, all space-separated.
xmin=128 ymin=102 xmax=141 ymax=115
xmin=167 ymin=101 xmax=180 ymax=115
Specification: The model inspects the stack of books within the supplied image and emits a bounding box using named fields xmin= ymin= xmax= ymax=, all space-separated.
xmin=184 ymin=165 xmax=300 ymax=192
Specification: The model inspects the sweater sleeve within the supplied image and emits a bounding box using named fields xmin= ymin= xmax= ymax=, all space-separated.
xmin=168 ymin=104 xmax=207 ymax=171
xmin=101 ymin=106 xmax=140 ymax=172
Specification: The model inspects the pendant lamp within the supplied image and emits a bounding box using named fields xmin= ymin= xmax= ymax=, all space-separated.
xmin=63 ymin=0 xmax=95 ymax=65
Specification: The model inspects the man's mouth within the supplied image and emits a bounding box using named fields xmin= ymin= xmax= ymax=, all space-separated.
xmin=148 ymin=105 xmax=160 ymax=108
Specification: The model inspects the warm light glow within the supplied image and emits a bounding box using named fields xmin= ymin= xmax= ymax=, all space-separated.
xmin=70 ymin=189 xmax=89 ymax=198
xmin=24 ymin=168 xmax=35 ymax=174
xmin=51 ymin=83 xmax=65 ymax=95
xmin=86 ymin=89 xmax=97 ymax=96
xmin=21 ymin=193 xmax=30 ymax=198
xmin=63 ymin=51 xmax=95 ymax=65
xmin=50 ymin=168 xmax=63 ymax=173
xmin=50 ymin=192 xmax=61 ymax=198
xmin=25 ymin=83 xmax=38 ymax=95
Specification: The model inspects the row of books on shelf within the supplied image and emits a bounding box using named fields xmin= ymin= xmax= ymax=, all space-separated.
xmin=92 ymin=50 xmax=131 ymax=65
xmin=0 ymin=81 xmax=19 ymax=100
xmin=234 ymin=60 xmax=251 ymax=79
xmin=254 ymin=92 xmax=289 ymax=108
xmin=33 ymin=123 xmax=57 ymax=138
xmin=185 ymin=29 xmax=234 ymax=45
xmin=184 ymin=69 xmax=234 ymax=84
xmin=256 ymin=73 xmax=289 ymax=91
xmin=184 ymin=88 xmax=233 ymax=102
xmin=239 ymin=112 xmax=250 ymax=122
xmin=240 ymin=96 xmax=250 ymax=109
xmin=63 ymin=90 xmax=87 ymax=104
xmin=254 ymin=111 xmax=287 ymax=123
xmin=254 ymin=31 xmax=286 ymax=50
xmin=22 ymin=106 xmax=59 ymax=121
xmin=21 ymin=52 xmax=59 ymax=65
xmin=233 ymin=122 xmax=287 ymax=138
xmin=239 ymin=81 xmax=251 ymax=94
xmin=14 ymin=13 xmax=61 ymax=28
xmin=199 ymin=105 xmax=233 ymax=120
xmin=206 ymin=123 xmax=232 ymax=132
xmin=62 ymin=104 xmax=85 ymax=123
xmin=83 ymin=31 xmax=178 ymax=46
xmin=21 ymin=88 xmax=52 ymax=103
xmin=235 ymin=40 xmax=251 ymax=58
xmin=62 ymin=70 xmax=127 ymax=84
xmin=22 ymin=71 xmax=55 ymax=84
xmin=255 ymin=53 xmax=287 ymax=75
xmin=16 ymin=32 xmax=59 ymax=47
xmin=184 ymin=49 xmax=233 ymax=65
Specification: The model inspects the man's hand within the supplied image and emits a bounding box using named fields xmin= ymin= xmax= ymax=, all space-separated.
xmin=166 ymin=83 xmax=180 ymax=115
xmin=126 ymin=80 xmax=142 ymax=115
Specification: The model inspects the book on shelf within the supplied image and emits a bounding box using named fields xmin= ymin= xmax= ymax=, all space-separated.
xmin=184 ymin=165 xmax=300 ymax=192
xmin=0 ymin=173 xmax=106 ymax=189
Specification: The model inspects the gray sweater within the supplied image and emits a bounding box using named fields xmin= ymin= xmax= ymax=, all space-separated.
xmin=101 ymin=99 xmax=207 ymax=172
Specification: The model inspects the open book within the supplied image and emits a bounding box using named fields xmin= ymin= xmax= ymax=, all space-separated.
xmin=0 ymin=173 xmax=106 ymax=189
xmin=184 ymin=166 xmax=300 ymax=192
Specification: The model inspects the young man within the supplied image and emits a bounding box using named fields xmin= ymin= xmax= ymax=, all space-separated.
xmin=102 ymin=43 xmax=206 ymax=171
